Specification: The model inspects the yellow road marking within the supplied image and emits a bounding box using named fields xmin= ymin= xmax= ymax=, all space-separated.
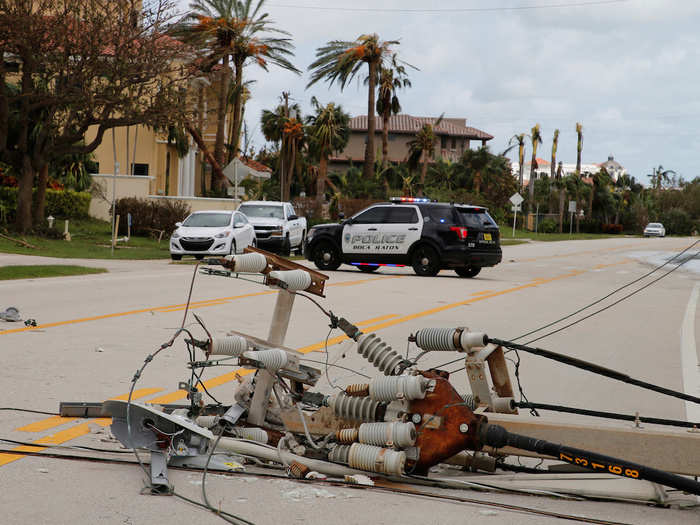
xmin=0 ymin=275 xmax=400 ymax=336
xmin=16 ymin=388 xmax=163 ymax=433
xmin=355 ymin=314 xmax=399 ymax=326
xmin=469 ymin=290 xmax=494 ymax=296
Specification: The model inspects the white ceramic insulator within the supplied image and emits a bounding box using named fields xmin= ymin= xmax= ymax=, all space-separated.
xmin=243 ymin=349 xmax=288 ymax=371
xmin=328 ymin=444 xmax=350 ymax=464
xmin=459 ymin=331 xmax=488 ymax=350
xmin=328 ymin=393 xmax=381 ymax=422
xmin=336 ymin=428 xmax=359 ymax=444
xmin=210 ymin=335 xmax=248 ymax=356
xmin=358 ymin=422 xmax=416 ymax=449
xmin=230 ymin=426 xmax=269 ymax=443
xmin=230 ymin=252 xmax=268 ymax=273
xmin=461 ymin=393 xmax=477 ymax=410
xmin=268 ymin=269 xmax=312 ymax=291
xmin=369 ymin=376 xmax=428 ymax=402
xmin=492 ymin=396 xmax=517 ymax=414
xmin=348 ymin=443 xmax=406 ymax=475
xmin=415 ymin=328 xmax=459 ymax=351
xmin=356 ymin=333 xmax=404 ymax=376
xmin=195 ymin=416 xmax=219 ymax=429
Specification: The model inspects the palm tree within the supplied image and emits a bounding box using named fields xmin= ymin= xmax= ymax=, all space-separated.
xmin=550 ymin=129 xmax=559 ymax=179
xmin=178 ymin=0 xmax=299 ymax=187
xmin=462 ymin=146 xmax=491 ymax=195
xmin=307 ymin=34 xmax=404 ymax=179
xmin=575 ymin=122 xmax=583 ymax=176
xmin=261 ymin=101 xmax=304 ymax=201
xmin=648 ymin=165 xmax=676 ymax=194
xmin=306 ymin=97 xmax=350 ymax=206
xmin=554 ymin=161 xmax=566 ymax=232
xmin=507 ymin=133 xmax=527 ymax=190
xmin=407 ymin=115 xmax=443 ymax=195
xmin=528 ymin=124 xmax=543 ymax=209
xmin=565 ymin=173 xmax=591 ymax=233
xmin=374 ymin=54 xmax=412 ymax=171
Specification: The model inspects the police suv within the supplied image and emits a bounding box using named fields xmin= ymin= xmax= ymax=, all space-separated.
xmin=304 ymin=197 xmax=502 ymax=277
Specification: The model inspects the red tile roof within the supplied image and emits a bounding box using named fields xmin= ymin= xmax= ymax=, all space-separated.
xmin=349 ymin=114 xmax=493 ymax=141
xmin=241 ymin=158 xmax=272 ymax=173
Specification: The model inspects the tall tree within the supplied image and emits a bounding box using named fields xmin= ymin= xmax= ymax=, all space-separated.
xmin=261 ymin=100 xmax=303 ymax=201
xmin=374 ymin=54 xmax=412 ymax=171
xmin=565 ymin=173 xmax=590 ymax=233
xmin=462 ymin=145 xmax=491 ymax=195
xmin=550 ymin=128 xmax=559 ymax=179
xmin=575 ymin=122 xmax=583 ymax=176
xmin=554 ymin=161 xmax=566 ymax=232
xmin=507 ymin=133 xmax=527 ymax=190
xmin=307 ymin=34 xmax=404 ymax=179
xmin=179 ymin=0 xmax=299 ymax=189
xmin=407 ymin=116 xmax=442 ymax=195
xmin=305 ymin=97 xmax=350 ymax=206
xmin=528 ymin=124 xmax=543 ymax=209
xmin=0 ymin=0 xmax=190 ymax=232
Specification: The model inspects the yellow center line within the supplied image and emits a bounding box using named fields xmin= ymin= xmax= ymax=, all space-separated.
xmin=469 ymin=290 xmax=494 ymax=296
xmin=355 ymin=314 xmax=399 ymax=326
xmin=0 ymin=275 xmax=399 ymax=336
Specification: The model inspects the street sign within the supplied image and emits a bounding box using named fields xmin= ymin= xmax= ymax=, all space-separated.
xmin=568 ymin=200 xmax=577 ymax=213
xmin=510 ymin=193 xmax=524 ymax=206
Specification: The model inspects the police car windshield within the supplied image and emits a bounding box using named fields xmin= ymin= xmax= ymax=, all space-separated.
xmin=182 ymin=213 xmax=231 ymax=227
xmin=456 ymin=208 xmax=497 ymax=228
xmin=239 ymin=205 xmax=284 ymax=219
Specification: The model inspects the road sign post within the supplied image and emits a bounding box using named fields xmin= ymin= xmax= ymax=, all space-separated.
xmin=568 ymin=200 xmax=576 ymax=237
xmin=510 ymin=193 xmax=524 ymax=238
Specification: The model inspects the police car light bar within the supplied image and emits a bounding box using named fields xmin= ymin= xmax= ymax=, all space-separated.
xmin=390 ymin=197 xmax=431 ymax=203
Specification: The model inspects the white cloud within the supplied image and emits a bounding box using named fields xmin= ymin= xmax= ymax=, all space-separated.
xmin=175 ymin=0 xmax=700 ymax=180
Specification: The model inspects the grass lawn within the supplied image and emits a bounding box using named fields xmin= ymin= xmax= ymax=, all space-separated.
xmin=0 ymin=264 xmax=107 ymax=280
xmin=501 ymin=239 xmax=528 ymax=246
xmin=499 ymin=226 xmax=619 ymax=242
xmin=0 ymin=219 xmax=171 ymax=259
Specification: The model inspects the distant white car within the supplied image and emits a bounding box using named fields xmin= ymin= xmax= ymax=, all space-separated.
xmin=170 ymin=210 xmax=256 ymax=260
xmin=237 ymin=201 xmax=307 ymax=255
xmin=643 ymin=222 xmax=666 ymax=237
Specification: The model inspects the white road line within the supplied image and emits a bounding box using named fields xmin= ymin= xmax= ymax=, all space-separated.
xmin=680 ymin=281 xmax=700 ymax=423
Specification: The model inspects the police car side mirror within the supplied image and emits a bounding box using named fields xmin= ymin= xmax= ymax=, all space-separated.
xmin=344 ymin=217 xmax=354 ymax=225
xmin=288 ymin=214 xmax=298 ymax=221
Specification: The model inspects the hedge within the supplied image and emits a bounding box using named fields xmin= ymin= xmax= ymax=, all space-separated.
xmin=0 ymin=187 xmax=91 ymax=223
xmin=114 ymin=197 xmax=190 ymax=236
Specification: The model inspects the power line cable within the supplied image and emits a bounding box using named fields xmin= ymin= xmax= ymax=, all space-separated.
xmin=268 ymin=0 xmax=628 ymax=14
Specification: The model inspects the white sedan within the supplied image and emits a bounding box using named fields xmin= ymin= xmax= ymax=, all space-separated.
xmin=643 ymin=222 xmax=666 ymax=237
xmin=170 ymin=210 xmax=256 ymax=260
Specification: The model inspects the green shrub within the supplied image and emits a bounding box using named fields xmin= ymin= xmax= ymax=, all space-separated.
xmin=661 ymin=208 xmax=693 ymax=235
xmin=601 ymin=223 xmax=623 ymax=234
xmin=539 ymin=218 xmax=557 ymax=233
xmin=115 ymin=197 xmax=190 ymax=236
xmin=0 ymin=187 xmax=90 ymax=223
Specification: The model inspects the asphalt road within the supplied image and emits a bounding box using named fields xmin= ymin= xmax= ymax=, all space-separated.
xmin=0 ymin=236 xmax=698 ymax=525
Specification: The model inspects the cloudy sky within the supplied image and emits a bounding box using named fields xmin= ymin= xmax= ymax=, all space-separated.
xmin=174 ymin=0 xmax=700 ymax=184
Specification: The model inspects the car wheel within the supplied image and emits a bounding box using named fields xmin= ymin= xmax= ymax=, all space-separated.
xmin=411 ymin=244 xmax=441 ymax=277
xmin=455 ymin=266 xmax=481 ymax=278
xmin=171 ymin=254 xmax=182 ymax=261
xmin=281 ymin=233 xmax=291 ymax=256
xmin=357 ymin=265 xmax=379 ymax=273
xmin=312 ymin=241 xmax=341 ymax=271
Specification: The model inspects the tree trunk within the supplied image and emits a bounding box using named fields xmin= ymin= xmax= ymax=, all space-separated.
xmin=33 ymin=163 xmax=49 ymax=227
xmin=363 ymin=60 xmax=377 ymax=179
xmin=316 ymin=155 xmax=327 ymax=206
xmin=231 ymin=62 xmax=245 ymax=160
xmin=558 ymin=188 xmax=565 ymax=233
xmin=518 ymin=145 xmax=524 ymax=190
xmin=528 ymin=158 xmax=536 ymax=211
xmin=474 ymin=171 xmax=482 ymax=195
xmin=418 ymin=155 xmax=428 ymax=196
xmin=165 ymin=150 xmax=171 ymax=195
xmin=16 ymin=155 xmax=34 ymax=233
xmin=214 ymin=56 xmax=230 ymax=190
xmin=381 ymin=110 xmax=389 ymax=170
xmin=185 ymin=122 xmax=226 ymax=188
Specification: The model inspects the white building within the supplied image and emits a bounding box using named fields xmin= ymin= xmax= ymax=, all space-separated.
xmin=512 ymin=155 xmax=626 ymax=184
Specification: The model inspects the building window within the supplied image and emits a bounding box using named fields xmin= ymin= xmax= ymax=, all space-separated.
xmin=131 ymin=163 xmax=149 ymax=176
xmin=440 ymin=136 xmax=447 ymax=149
xmin=451 ymin=137 xmax=456 ymax=150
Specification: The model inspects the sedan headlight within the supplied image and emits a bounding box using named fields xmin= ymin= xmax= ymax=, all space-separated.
xmin=171 ymin=230 xmax=181 ymax=239
xmin=215 ymin=231 xmax=231 ymax=238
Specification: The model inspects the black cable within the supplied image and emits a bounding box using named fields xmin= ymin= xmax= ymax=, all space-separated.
xmin=482 ymin=424 xmax=700 ymax=496
xmin=0 ymin=437 xmax=132 ymax=453
xmin=514 ymin=401 xmax=700 ymax=429
xmin=298 ymin=358 xmax=370 ymax=379
xmin=490 ymin=337 xmax=700 ymax=406
xmin=292 ymin=291 xmax=331 ymax=318
xmin=0 ymin=407 xmax=58 ymax=415
xmin=517 ymin=243 xmax=699 ymax=345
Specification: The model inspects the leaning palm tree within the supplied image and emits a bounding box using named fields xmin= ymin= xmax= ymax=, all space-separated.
xmin=528 ymin=124 xmax=543 ymax=208
xmin=550 ymin=128 xmax=559 ymax=179
xmin=407 ymin=115 xmax=443 ymax=195
xmin=575 ymin=122 xmax=583 ymax=176
xmin=507 ymin=133 xmax=528 ymax=190
xmin=306 ymin=97 xmax=350 ymax=206
xmin=374 ymin=54 xmax=413 ymax=171
xmin=178 ymin=0 xmax=300 ymax=182
xmin=307 ymin=34 xmax=405 ymax=179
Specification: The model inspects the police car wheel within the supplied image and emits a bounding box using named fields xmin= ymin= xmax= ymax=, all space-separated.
xmin=357 ymin=265 xmax=379 ymax=273
xmin=455 ymin=266 xmax=481 ymax=278
xmin=281 ymin=234 xmax=291 ymax=256
xmin=313 ymin=241 xmax=341 ymax=271
xmin=411 ymin=245 xmax=440 ymax=277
